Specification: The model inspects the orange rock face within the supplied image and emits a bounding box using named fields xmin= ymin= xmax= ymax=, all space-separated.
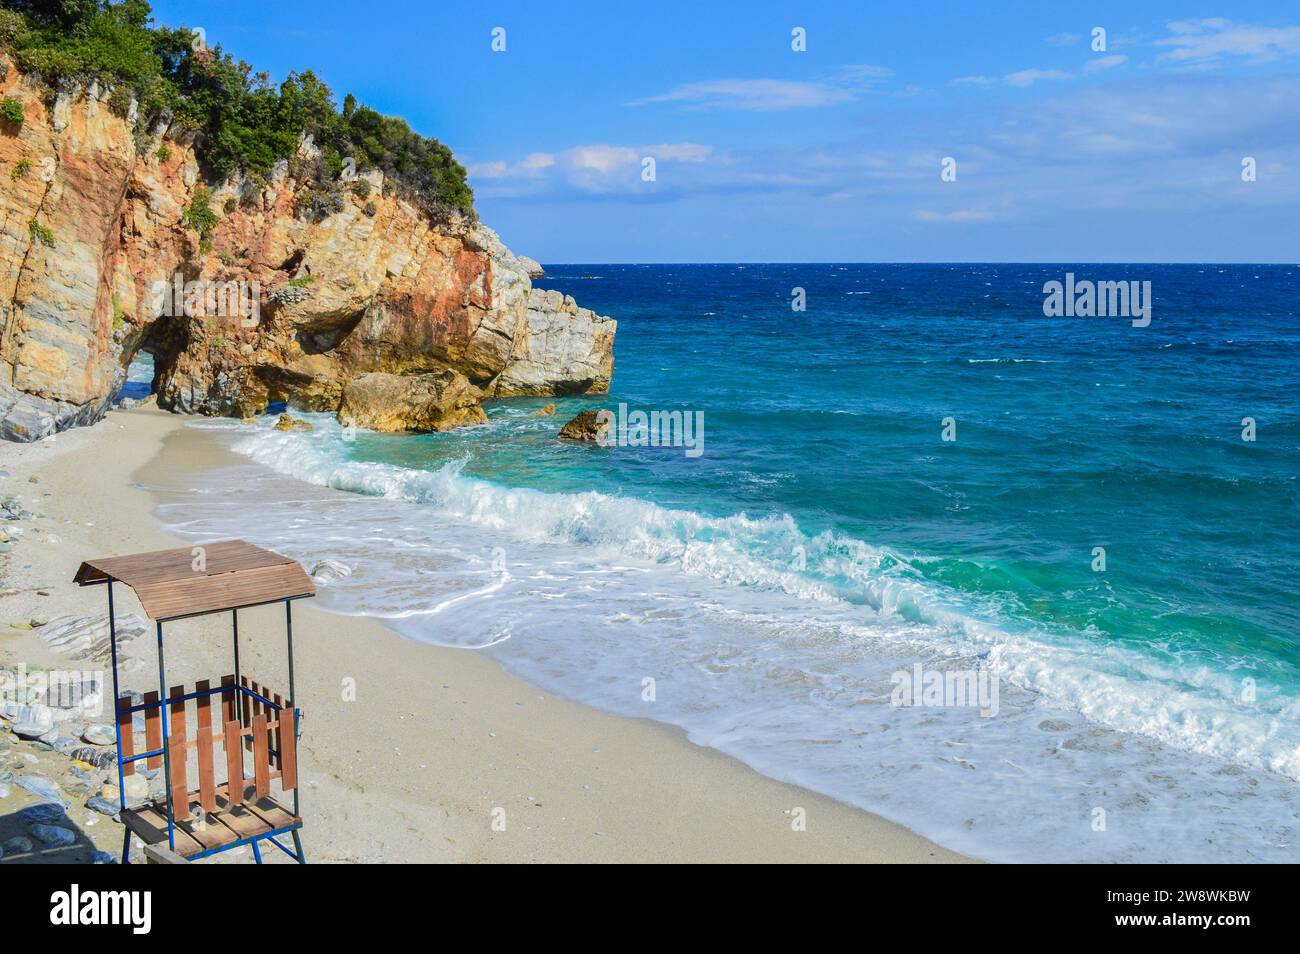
xmin=0 ymin=65 xmax=614 ymax=440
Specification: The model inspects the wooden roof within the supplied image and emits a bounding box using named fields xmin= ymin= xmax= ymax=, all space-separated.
xmin=74 ymin=540 xmax=315 ymax=621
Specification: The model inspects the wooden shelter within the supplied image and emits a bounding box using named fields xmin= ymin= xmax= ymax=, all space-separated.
xmin=74 ymin=540 xmax=315 ymax=863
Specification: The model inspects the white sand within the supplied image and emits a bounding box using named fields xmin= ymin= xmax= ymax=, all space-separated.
xmin=0 ymin=407 xmax=971 ymax=863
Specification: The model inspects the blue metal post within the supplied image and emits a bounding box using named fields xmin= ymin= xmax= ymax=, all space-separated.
xmin=107 ymin=580 xmax=131 ymax=863
xmin=232 ymin=607 xmax=241 ymax=688
xmin=286 ymin=600 xmax=299 ymax=818
xmin=156 ymin=621 xmax=175 ymax=851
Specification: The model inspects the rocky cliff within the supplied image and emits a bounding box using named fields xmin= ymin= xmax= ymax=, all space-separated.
xmin=0 ymin=64 xmax=614 ymax=441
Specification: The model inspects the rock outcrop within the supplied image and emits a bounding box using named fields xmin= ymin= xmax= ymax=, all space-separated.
xmin=557 ymin=408 xmax=611 ymax=443
xmin=337 ymin=369 xmax=487 ymax=433
xmin=0 ymin=66 xmax=614 ymax=441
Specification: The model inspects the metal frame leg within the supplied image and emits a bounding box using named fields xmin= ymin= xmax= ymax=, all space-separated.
xmin=251 ymin=838 xmax=263 ymax=864
xmin=291 ymin=829 xmax=306 ymax=864
xmin=107 ymin=579 xmax=131 ymax=862
xmin=156 ymin=621 xmax=175 ymax=851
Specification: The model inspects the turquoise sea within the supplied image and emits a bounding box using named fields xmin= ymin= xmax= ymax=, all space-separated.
xmin=152 ymin=263 xmax=1300 ymax=862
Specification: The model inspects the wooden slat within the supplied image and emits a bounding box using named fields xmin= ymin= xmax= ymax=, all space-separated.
xmin=177 ymin=811 xmax=238 ymax=852
xmin=223 ymin=720 xmax=244 ymax=807
xmin=252 ymin=713 xmax=270 ymax=797
xmin=195 ymin=680 xmax=216 ymax=813
xmin=117 ymin=693 xmax=135 ymax=776
xmin=272 ymin=692 xmax=284 ymax=770
xmin=72 ymin=540 xmax=315 ymax=622
xmin=280 ymin=708 xmax=298 ymax=792
xmin=168 ymin=684 xmax=188 ymax=813
xmin=242 ymin=794 xmax=299 ymax=831
xmin=144 ymin=844 xmax=189 ymax=864
xmin=133 ymin=564 xmax=314 ymax=620
xmin=143 ymin=690 xmax=162 ymax=769
xmin=220 ymin=674 xmax=236 ymax=725
xmin=76 ymin=540 xmax=297 ymax=586
xmin=121 ymin=805 xmax=204 ymax=857
xmin=240 ymin=676 xmax=251 ymax=750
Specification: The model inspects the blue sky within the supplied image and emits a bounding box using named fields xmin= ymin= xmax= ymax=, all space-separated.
xmin=151 ymin=1 xmax=1300 ymax=263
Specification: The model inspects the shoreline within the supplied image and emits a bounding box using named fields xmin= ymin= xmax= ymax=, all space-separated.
xmin=0 ymin=407 xmax=971 ymax=863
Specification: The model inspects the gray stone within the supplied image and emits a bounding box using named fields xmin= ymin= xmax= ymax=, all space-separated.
xmin=7 ymin=704 xmax=55 ymax=738
xmin=82 ymin=723 xmax=116 ymax=746
xmin=50 ymin=735 xmax=81 ymax=755
xmin=37 ymin=612 xmax=148 ymax=665
xmin=68 ymin=745 xmax=115 ymax=769
xmin=31 ymin=823 xmax=76 ymax=847
xmin=17 ymin=801 xmax=67 ymax=823
xmin=86 ymin=794 xmax=120 ymax=818
xmin=15 ymin=775 xmax=69 ymax=806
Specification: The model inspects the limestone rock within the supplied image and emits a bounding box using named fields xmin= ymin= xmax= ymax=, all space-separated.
xmin=517 ymin=255 xmax=545 ymax=278
xmin=274 ymin=413 xmax=313 ymax=432
xmin=558 ymin=409 xmax=612 ymax=443
xmin=338 ymin=370 xmax=488 ymax=433
xmin=0 ymin=68 xmax=615 ymax=440
xmin=530 ymin=403 xmax=557 ymax=416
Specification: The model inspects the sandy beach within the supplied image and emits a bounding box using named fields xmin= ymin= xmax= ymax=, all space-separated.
xmin=0 ymin=405 xmax=969 ymax=863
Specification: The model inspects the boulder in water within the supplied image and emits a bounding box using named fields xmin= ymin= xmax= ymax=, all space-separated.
xmin=558 ymin=409 xmax=611 ymax=443
xmin=337 ymin=370 xmax=488 ymax=433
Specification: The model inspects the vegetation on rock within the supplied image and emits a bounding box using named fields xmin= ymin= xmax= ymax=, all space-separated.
xmin=0 ymin=0 xmax=473 ymax=218
xmin=27 ymin=217 xmax=55 ymax=247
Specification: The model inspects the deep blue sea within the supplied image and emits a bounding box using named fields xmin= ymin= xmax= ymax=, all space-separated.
xmin=153 ymin=263 xmax=1300 ymax=862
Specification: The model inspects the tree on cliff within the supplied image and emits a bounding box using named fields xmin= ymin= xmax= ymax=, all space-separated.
xmin=0 ymin=0 xmax=473 ymax=216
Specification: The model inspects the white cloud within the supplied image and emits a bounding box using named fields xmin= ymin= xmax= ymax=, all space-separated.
xmin=1083 ymin=54 xmax=1129 ymax=73
xmin=517 ymin=152 xmax=556 ymax=172
xmin=1004 ymin=68 xmax=1073 ymax=87
xmin=629 ymin=65 xmax=892 ymax=111
xmin=469 ymin=152 xmax=555 ymax=179
xmin=468 ymin=159 xmax=509 ymax=179
xmin=568 ymin=145 xmax=639 ymax=174
xmin=1156 ymin=19 xmax=1300 ymax=63
xmin=469 ymin=142 xmax=714 ymax=197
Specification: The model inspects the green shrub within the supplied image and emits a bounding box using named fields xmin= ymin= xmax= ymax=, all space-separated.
xmin=107 ymin=84 xmax=132 ymax=117
xmin=223 ymin=196 xmax=236 ymax=213
xmin=11 ymin=157 xmax=30 ymax=180
xmin=0 ymin=10 xmax=25 ymax=45
xmin=155 ymin=143 xmax=170 ymax=162
xmin=287 ymin=274 xmax=315 ymax=288
xmin=28 ymin=218 xmax=55 ymax=247
xmin=0 ymin=3 xmax=473 ymax=218
xmin=351 ymin=179 xmax=370 ymax=198
xmin=0 ymin=97 xmax=23 ymax=124
xmin=182 ymin=185 xmax=218 ymax=239
xmin=362 ymin=200 xmax=376 ymax=218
